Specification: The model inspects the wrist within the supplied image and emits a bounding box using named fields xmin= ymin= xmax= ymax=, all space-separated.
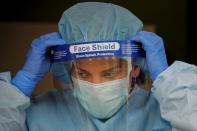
xmin=151 ymin=63 xmax=168 ymax=81
xmin=11 ymin=70 xmax=42 ymax=96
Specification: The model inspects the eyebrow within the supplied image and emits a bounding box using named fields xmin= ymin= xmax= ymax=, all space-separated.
xmin=74 ymin=65 xmax=121 ymax=73
xmin=72 ymin=59 xmax=124 ymax=73
xmin=75 ymin=67 xmax=90 ymax=74
xmin=102 ymin=65 xmax=122 ymax=73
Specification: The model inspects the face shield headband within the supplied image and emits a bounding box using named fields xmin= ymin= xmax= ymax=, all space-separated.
xmin=47 ymin=40 xmax=146 ymax=63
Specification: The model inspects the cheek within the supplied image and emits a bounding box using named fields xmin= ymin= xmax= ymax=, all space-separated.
xmin=120 ymin=65 xmax=129 ymax=77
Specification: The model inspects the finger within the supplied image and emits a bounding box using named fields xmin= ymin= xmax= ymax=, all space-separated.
xmin=131 ymin=31 xmax=162 ymax=51
xmin=42 ymin=39 xmax=66 ymax=48
xmin=40 ymin=32 xmax=62 ymax=40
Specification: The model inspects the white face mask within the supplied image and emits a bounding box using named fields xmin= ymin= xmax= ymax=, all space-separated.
xmin=72 ymin=77 xmax=129 ymax=119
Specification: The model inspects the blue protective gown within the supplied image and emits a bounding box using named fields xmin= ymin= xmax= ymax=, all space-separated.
xmin=0 ymin=61 xmax=197 ymax=131
xmin=26 ymin=87 xmax=171 ymax=131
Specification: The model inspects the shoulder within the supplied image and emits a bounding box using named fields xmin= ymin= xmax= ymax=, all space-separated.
xmin=29 ymin=88 xmax=73 ymax=109
xmin=26 ymin=88 xmax=74 ymax=118
xmin=26 ymin=89 xmax=83 ymax=130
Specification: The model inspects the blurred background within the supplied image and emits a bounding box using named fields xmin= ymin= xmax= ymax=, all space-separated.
xmin=0 ymin=0 xmax=196 ymax=95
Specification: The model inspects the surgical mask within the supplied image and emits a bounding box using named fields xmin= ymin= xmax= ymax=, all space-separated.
xmin=72 ymin=77 xmax=129 ymax=119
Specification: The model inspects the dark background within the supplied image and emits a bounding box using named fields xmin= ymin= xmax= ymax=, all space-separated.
xmin=0 ymin=0 xmax=196 ymax=94
xmin=1 ymin=0 xmax=196 ymax=65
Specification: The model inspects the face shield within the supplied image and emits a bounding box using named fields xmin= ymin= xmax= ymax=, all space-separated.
xmin=49 ymin=40 xmax=147 ymax=119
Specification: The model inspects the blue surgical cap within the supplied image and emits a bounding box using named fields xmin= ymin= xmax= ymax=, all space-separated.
xmin=52 ymin=2 xmax=144 ymax=84
xmin=58 ymin=2 xmax=143 ymax=43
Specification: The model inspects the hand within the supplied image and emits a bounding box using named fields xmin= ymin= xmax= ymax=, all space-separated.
xmin=131 ymin=31 xmax=168 ymax=80
xmin=12 ymin=32 xmax=66 ymax=96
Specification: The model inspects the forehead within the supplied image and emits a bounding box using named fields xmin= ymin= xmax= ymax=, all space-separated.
xmin=73 ymin=57 xmax=127 ymax=66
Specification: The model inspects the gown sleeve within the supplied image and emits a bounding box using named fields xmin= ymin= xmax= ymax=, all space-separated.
xmin=0 ymin=72 xmax=30 ymax=131
xmin=152 ymin=61 xmax=197 ymax=131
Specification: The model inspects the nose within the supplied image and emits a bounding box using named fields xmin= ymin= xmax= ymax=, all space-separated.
xmin=89 ymin=75 xmax=102 ymax=84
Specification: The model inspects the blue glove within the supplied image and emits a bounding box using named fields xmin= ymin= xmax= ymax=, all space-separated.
xmin=131 ymin=31 xmax=168 ymax=81
xmin=12 ymin=32 xmax=66 ymax=96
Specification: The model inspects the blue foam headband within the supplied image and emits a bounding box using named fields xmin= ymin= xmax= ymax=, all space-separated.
xmin=48 ymin=40 xmax=146 ymax=63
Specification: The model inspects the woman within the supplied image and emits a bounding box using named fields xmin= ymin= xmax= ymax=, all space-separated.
xmin=1 ymin=2 xmax=197 ymax=131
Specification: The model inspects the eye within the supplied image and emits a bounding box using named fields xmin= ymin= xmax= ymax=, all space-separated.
xmin=103 ymin=71 xmax=115 ymax=78
xmin=78 ymin=72 xmax=89 ymax=78
xmin=103 ymin=68 xmax=121 ymax=78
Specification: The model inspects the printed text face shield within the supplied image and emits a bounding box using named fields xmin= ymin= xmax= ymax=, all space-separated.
xmin=49 ymin=40 xmax=146 ymax=119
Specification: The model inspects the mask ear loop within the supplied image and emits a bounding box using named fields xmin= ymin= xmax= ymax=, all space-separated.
xmin=126 ymin=58 xmax=137 ymax=98
xmin=127 ymin=59 xmax=132 ymax=97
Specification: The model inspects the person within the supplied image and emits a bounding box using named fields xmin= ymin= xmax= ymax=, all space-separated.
xmin=0 ymin=2 xmax=197 ymax=131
